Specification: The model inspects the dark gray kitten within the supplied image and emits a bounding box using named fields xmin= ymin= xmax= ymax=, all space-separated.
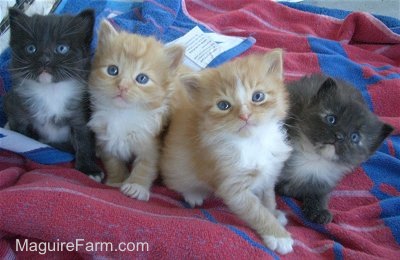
xmin=276 ymin=74 xmax=393 ymax=224
xmin=3 ymin=8 xmax=104 ymax=181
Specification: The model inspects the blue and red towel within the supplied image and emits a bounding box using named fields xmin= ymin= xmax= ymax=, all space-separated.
xmin=0 ymin=0 xmax=399 ymax=259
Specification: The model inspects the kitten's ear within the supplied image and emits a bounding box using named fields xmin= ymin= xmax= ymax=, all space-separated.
xmin=8 ymin=8 xmax=28 ymax=31
xmin=98 ymin=20 xmax=118 ymax=48
xmin=8 ymin=8 xmax=30 ymax=44
xmin=316 ymin=77 xmax=337 ymax=99
xmin=263 ymin=49 xmax=283 ymax=79
xmin=75 ymin=9 xmax=95 ymax=46
xmin=165 ymin=45 xmax=185 ymax=72
xmin=76 ymin=9 xmax=95 ymax=25
xmin=180 ymin=73 xmax=201 ymax=100
xmin=370 ymin=123 xmax=394 ymax=152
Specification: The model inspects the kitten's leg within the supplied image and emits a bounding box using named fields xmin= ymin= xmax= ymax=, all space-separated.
xmin=275 ymin=180 xmax=290 ymax=196
xmin=217 ymin=185 xmax=293 ymax=255
xmin=260 ymin=188 xmax=288 ymax=226
xmin=182 ymin=188 xmax=210 ymax=208
xmin=101 ymin=153 xmax=129 ymax=184
xmin=302 ymin=193 xmax=333 ymax=224
xmin=3 ymin=93 xmax=38 ymax=139
xmin=120 ymin=138 xmax=159 ymax=201
xmin=71 ymin=125 xmax=104 ymax=182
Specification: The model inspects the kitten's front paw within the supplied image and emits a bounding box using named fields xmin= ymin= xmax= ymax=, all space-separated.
xmin=76 ymin=164 xmax=105 ymax=183
xmin=262 ymin=235 xmax=294 ymax=255
xmin=106 ymin=174 xmax=127 ymax=185
xmin=183 ymin=193 xmax=205 ymax=208
xmin=274 ymin=210 xmax=288 ymax=226
xmin=89 ymin=172 xmax=105 ymax=183
xmin=120 ymin=183 xmax=150 ymax=201
xmin=302 ymin=207 xmax=333 ymax=224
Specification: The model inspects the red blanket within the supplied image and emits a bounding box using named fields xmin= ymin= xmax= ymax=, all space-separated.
xmin=1 ymin=0 xmax=399 ymax=259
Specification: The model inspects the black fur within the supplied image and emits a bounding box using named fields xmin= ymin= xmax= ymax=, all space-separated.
xmin=3 ymin=8 xmax=103 ymax=181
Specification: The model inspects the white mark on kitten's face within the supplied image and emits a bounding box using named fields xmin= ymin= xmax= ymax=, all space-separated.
xmin=318 ymin=144 xmax=338 ymax=161
xmin=38 ymin=72 xmax=53 ymax=84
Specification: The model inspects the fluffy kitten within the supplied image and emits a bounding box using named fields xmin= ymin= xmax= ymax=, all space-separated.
xmin=276 ymin=74 xmax=393 ymax=224
xmin=3 ymin=8 xmax=103 ymax=181
xmin=160 ymin=50 xmax=294 ymax=254
xmin=88 ymin=20 xmax=184 ymax=201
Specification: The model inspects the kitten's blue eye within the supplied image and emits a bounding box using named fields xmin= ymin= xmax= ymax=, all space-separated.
xmin=136 ymin=73 xmax=149 ymax=84
xmin=217 ymin=100 xmax=231 ymax=111
xmin=351 ymin=132 xmax=361 ymax=143
xmin=107 ymin=65 xmax=119 ymax=76
xmin=252 ymin=91 xmax=265 ymax=102
xmin=25 ymin=44 xmax=36 ymax=54
xmin=55 ymin=44 xmax=70 ymax=54
xmin=325 ymin=115 xmax=337 ymax=125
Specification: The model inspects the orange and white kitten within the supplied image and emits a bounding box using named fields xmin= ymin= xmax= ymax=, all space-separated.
xmin=88 ymin=20 xmax=184 ymax=201
xmin=160 ymin=49 xmax=293 ymax=254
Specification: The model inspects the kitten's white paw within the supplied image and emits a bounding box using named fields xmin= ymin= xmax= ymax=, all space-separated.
xmin=120 ymin=183 xmax=150 ymax=201
xmin=184 ymin=193 xmax=205 ymax=208
xmin=89 ymin=172 xmax=105 ymax=183
xmin=262 ymin=235 xmax=294 ymax=255
xmin=274 ymin=210 xmax=288 ymax=226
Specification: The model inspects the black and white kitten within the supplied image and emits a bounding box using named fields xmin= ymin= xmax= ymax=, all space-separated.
xmin=276 ymin=74 xmax=393 ymax=224
xmin=3 ymin=8 xmax=104 ymax=181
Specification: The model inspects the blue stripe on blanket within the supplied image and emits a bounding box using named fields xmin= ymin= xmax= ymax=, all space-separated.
xmin=333 ymin=241 xmax=344 ymax=260
xmin=0 ymin=129 xmax=74 ymax=164
xmin=362 ymin=153 xmax=400 ymax=244
xmin=20 ymin=147 xmax=74 ymax=164
xmin=200 ymin=209 xmax=279 ymax=258
xmin=280 ymin=2 xmax=400 ymax=34
xmin=307 ymin=36 xmax=375 ymax=111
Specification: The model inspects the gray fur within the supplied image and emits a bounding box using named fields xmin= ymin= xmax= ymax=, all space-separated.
xmin=276 ymin=74 xmax=393 ymax=224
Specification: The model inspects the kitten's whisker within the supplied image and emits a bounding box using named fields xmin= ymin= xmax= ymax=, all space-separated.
xmin=8 ymin=66 xmax=31 ymax=72
xmin=10 ymin=52 xmax=31 ymax=64
xmin=61 ymin=55 xmax=87 ymax=63
xmin=59 ymin=65 xmax=89 ymax=73
xmin=59 ymin=69 xmax=87 ymax=85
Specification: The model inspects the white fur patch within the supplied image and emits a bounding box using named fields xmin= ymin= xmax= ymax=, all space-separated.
xmin=236 ymin=76 xmax=247 ymax=104
xmin=38 ymin=72 xmax=53 ymax=84
xmin=88 ymin=103 xmax=165 ymax=161
xmin=205 ymin=119 xmax=292 ymax=192
xmin=120 ymin=183 xmax=150 ymax=201
xmin=16 ymin=79 xmax=83 ymax=143
xmin=262 ymin=235 xmax=293 ymax=255
xmin=285 ymin=137 xmax=350 ymax=188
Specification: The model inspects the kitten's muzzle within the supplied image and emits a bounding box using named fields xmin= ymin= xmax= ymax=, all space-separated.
xmin=39 ymin=55 xmax=51 ymax=67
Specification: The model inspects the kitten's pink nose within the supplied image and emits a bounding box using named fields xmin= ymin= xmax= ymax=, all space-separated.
xmin=239 ymin=114 xmax=250 ymax=121
xmin=118 ymin=83 xmax=129 ymax=93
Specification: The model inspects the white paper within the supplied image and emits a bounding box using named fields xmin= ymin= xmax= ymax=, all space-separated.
xmin=168 ymin=26 xmax=247 ymax=71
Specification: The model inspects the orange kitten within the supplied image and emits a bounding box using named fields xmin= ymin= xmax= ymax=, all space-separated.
xmin=160 ymin=50 xmax=293 ymax=254
xmin=88 ymin=20 xmax=184 ymax=201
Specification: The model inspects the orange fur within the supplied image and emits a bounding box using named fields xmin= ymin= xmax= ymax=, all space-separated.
xmin=160 ymin=49 xmax=294 ymax=254
xmin=88 ymin=20 xmax=184 ymax=201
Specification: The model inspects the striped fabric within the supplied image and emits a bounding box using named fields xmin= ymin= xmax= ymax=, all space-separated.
xmin=0 ymin=0 xmax=399 ymax=259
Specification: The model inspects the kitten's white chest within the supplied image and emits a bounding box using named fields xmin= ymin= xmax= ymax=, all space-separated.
xmin=20 ymin=79 xmax=81 ymax=116
xmin=286 ymin=140 xmax=349 ymax=187
xmin=213 ymin=121 xmax=292 ymax=190
xmin=89 ymin=106 xmax=164 ymax=160
xmin=237 ymin=123 xmax=290 ymax=169
xmin=18 ymin=80 xmax=83 ymax=142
